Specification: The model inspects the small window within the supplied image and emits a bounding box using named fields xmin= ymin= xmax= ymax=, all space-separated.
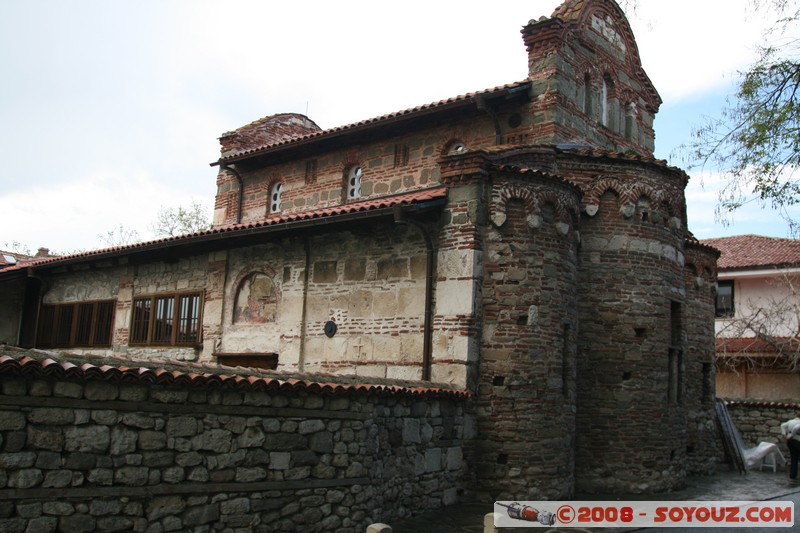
xmin=583 ymin=73 xmax=593 ymax=116
xmin=446 ymin=141 xmax=467 ymax=155
xmin=346 ymin=166 xmax=362 ymax=200
xmin=394 ymin=144 xmax=410 ymax=168
xmin=131 ymin=292 xmax=202 ymax=346
xmin=269 ymin=182 xmax=283 ymax=214
xmin=601 ymin=75 xmax=615 ymax=127
xmin=624 ymin=103 xmax=636 ymax=140
xmin=716 ymin=280 xmax=734 ymax=318
xmin=36 ymin=300 xmax=115 ymax=348
xmin=305 ymin=159 xmax=318 ymax=184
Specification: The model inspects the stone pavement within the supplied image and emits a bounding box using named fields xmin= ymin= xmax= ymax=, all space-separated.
xmin=389 ymin=466 xmax=800 ymax=532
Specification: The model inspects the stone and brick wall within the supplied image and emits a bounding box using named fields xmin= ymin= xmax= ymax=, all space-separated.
xmin=725 ymin=401 xmax=800 ymax=449
xmin=0 ymin=362 xmax=468 ymax=533
xmin=683 ymin=243 xmax=720 ymax=475
xmin=570 ymin=156 xmax=690 ymax=494
xmin=28 ymin=220 xmax=448 ymax=385
xmin=470 ymin=169 xmax=581 ymax=500
xmin=213 ymin=119 xmax=499 ymax=228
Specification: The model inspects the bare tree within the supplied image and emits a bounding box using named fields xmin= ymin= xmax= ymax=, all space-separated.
xmin=716 ymin=271 xmax=800 ymax=372
xmin=150 ymin=201 xmax=211 ymax=238
xmin=98 ymin=225 xmax=141 ymax=248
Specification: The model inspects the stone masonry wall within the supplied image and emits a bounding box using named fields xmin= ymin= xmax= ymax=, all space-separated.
xmin=683 ymin=244 xmax=720 ymax=475
xmin=0 ymin=373 xmax=467 ymax=533
xmin=726 ymin=401 xmax=800 ymax=450
xmin=471 ymin=172 xmax=581 ymax=501
xmin=572 ymin=158 xmax=690 ymax=494
xmin=217 ymin=222 xmax=435 ymax=382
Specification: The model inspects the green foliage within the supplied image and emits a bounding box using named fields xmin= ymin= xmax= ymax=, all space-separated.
xmin=686 ymin=0 xmax=800 ymax=232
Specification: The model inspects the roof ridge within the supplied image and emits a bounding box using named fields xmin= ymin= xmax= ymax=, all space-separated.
xmin=217 ymin=81 xmax=531 ymax=162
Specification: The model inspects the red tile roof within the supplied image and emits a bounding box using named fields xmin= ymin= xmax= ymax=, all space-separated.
xmin=0 ymin=347 xmax=470 ymax=399
xmin=0 ymin=250 xmax=33 ymax=269
xmin=701 ymin=235 xmax=800 ymax=270
xmin=216 ymin=82 xmax=531 ymax=163
xmin=551 ymin=0 xmax=586 ymax=21
xmin=716 ymin=336 xmax=799 ymax=355
xmin=724 ymin=399 xmax=800 ymax=409
xmin=0 ymin=187 xmax=448 ymax=276
xmin=220 ymin=113 xmax=322 ymax=155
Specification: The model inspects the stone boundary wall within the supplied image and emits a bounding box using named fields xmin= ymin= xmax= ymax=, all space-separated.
xmin=0 ymin=374 xmax=467 ymax=533
xmin=725 ymin=400 xmax=800 ymax=449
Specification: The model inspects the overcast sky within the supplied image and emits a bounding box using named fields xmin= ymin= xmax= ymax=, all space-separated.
xmin=0 ymin=0 xmax=795 ymax=254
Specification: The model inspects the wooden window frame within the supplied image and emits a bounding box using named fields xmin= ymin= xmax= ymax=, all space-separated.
xmin=130 ymin=291 xmax=203 ymax=347
xmin=36 ymin=300 xmax=115 ymax=349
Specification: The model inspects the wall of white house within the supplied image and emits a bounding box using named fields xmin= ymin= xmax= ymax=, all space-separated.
xmin=716 ymin=272 xmax=800 ymax=339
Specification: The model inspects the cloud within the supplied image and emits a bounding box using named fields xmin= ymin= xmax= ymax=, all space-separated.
xmin=633 ymin=1 xmax=774 ymax=102
xmin=1 ymin=0 xmax=794 ymax=251
xmin=0 ymin=170 xmax=211 ymax=253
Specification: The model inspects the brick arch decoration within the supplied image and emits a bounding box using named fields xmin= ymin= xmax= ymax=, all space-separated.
xmin=536 ymin=190 xmax=579 ymax=234
xmin=621 ymin=183 xmax=659 ymax=219
xmin=583 ymin=177 xmax=684 ymax=227
xmin=582 ymin=176 xmax=623 ymax=217
xmin=228 ymin=266 xmax=280 ymax=325
xmin=491 ymin=183 xmax=579 ymax=235
xmin=685 ymin=255 xmax=718 ymax=291
xmin=490 ymin=183 xmax=537 ymax=228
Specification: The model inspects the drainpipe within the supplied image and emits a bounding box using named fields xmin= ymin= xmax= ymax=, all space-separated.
xmin=393 ymin=206 xmax=435 ymax=381
xmin=298 ymin=237 xmax=311 ymax=371
xmin=220 ymin=164 xmax=244 ymax=224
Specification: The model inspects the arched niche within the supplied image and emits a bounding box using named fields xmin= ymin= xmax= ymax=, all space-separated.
xmin=233 ymin=271 xmax=278 ymax=324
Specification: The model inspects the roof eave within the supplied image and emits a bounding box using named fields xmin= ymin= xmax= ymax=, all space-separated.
xmin=1 ymin=195 xmax=447 ymax=279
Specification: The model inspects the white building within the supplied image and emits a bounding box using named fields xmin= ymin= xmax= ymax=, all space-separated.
xmin=703 ymin=235 xmax=800 ymax=400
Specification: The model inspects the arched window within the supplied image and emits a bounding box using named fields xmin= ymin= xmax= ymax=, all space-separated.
xmin=346 ymin=166 xmax=362 ymax=200
xmin=583 ymin=73 xmax=593 ymax=116
xmin=624 ymin=103 xmax=636 ymax=140
xmin=269 ymin=182 xmax=283 ymax=214
xmin=601 ymin=75 xmax=615 ymax=127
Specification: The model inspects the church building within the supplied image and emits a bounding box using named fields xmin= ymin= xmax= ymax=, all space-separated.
xmin=0 ymin=0 xmax=720 ymax=499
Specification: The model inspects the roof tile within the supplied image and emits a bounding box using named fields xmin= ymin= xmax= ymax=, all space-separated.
xmin=0 ymin=347 xmax=470 ymax=400
xmin=218 ymin=82 xmax=531 ymax=162
xmin=1 ymin=187 xmax=447 ymax=275
xmin=701 ymin=235 xmax=800 ymax=270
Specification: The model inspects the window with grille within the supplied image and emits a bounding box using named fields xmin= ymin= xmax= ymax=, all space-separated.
xmin=346 ymin=166 xmax=362 ymax=200
xmin=130 ymin=292 xmax=202 ymax=346
xmin=36 ymin=300 xmax=115 ymax=348
xmin=270 ymin=182 xmax=283 ymax=214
